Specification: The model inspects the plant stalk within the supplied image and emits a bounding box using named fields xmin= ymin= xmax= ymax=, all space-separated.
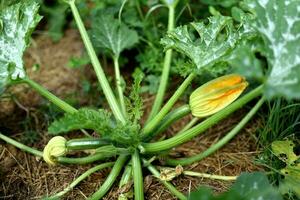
xmin=143 ymin=73 xmax=195 ymax=137
xmin=24 ymin=78 xmax=77 ymax=114
xmin=89 ymin=155 xmax=128 ymax=200
xmin=113 ymin=56 xmax=127 ymax=117
xmin=178 ymin=118 xmax=199 ymax=134
xmin=0 ymin=132 xmax=43 ymax=157
xmin=142 ymin=159 xmax=187 ymax=200
xmin=69 ymin=0 xmax=125 ymax=124
xmin=166 ymin=97 xmax=265 ymax=166
xmin=140 ymin=85 xmax=263 ymax=153
xmin=144 ymin=105 xmax=191 ymax=141
xmin=47 ymin=162 xmax=114 ymax=199
xmin=183 ymin=171 xmax=237 ymax=181
xmin=132 ymin=150 xmax=144 ymax=200
xmin=146 ymin=4 xmax=176 ymax=121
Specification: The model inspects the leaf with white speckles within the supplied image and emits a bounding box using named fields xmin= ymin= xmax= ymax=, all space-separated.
xmin=0 ymin=0 xmax=42 ymax=94
xmin=161 ymin=15 xmax=242 ymax=75
xmin=245 ymin=0 xmax=300 ymax=99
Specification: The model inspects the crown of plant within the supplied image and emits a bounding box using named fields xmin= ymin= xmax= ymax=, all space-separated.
xmin=189 ymin=74 xmax=248 ymax=118
xmin=43 ymin=136 xmax=67 ymax=165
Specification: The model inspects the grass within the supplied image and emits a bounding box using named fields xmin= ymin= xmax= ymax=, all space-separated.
xmin=256 ymin=99 xmax=300 ymax=200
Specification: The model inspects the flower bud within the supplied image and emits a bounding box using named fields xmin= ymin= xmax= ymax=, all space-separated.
xmin=189 ymin=74 xmax=248 ymax=118
xmin=43 ymin=136 xmax=67 ymax=165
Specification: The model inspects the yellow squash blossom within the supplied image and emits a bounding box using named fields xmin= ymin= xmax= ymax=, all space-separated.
xmin=189 ymin=74 xmax=248 ymax=118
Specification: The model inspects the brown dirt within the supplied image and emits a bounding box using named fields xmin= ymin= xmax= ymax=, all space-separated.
xmin=0 ymin=29 xmax=83 ymax=119
xmin=0 ymin=30 xmax=263 ymax=199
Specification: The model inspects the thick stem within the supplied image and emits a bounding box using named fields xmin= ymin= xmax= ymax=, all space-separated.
xmin=166 ymin=97 xmax=265 ymax=166
xmin=142 ymin=159 xmax=187 ymax=200
xmin=89 ymin=155 xmax=128 ymax=200
xmin=47 ymin=162 xmax=114 ymax=199
xmin=113 ymin=56 xmax=127 ymax=117
xmin=69 ymin=1 xmax=125 ymax=124
xmin=24 ymin=78 xmax=77 ymax=114
xmin=0 ymin=132 xmax=43 ymax=157
xmin=132 ymin=150 xmax=144 ymax=200
xmin=142 ymin=73 xmax=195 ymax=137
xmin=146 ymin=5 xmax=176 ymax=121
xmin=183 ymin=171 xmax=237 ymax=181
xmin=144 ymin=105 xmax=191 ymax=141
xmin=140 ymin=85 xmax=263 ymax=153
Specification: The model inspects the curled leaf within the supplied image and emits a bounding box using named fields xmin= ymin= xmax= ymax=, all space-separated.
xmin=189 ymin=74 xmax=248 ymax=117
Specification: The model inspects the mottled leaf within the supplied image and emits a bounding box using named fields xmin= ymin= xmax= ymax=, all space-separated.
xmin=271 ymin=140 xmax=300 ymax=197
xmin=161 ymin=15 xmax=240 ymax=74
xmin=0 ymin=0 xmax=41 ymax=93
xmin=245 ymin=0 xmax=300 ymax=99
xmin=189 ymin=172 xmax=283 ymax=200
xmin=91 ymin=12 xmax=138 ymax=58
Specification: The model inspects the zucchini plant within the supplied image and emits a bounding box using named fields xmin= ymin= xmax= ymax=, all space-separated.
xmin=0 ymin=0 xmax=299 ymax=199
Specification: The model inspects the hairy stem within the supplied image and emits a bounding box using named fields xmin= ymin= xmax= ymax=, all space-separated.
xmin=89 ymin=155 xmax=128 ymax=200
xmin=113 ymin=56 xmax=127 ymax=117
xmin=24 ymin=78 xmax=77 ymax=114
xmin=143 ymin=73 xmax=195 ymax=137
xmin=166 ymin=97 xmax=265 ymax=166
xmin=142 ymin=159 xmax=187 ymax=200
xmin=146 ymin=4 xmax=176 ymax=121
xmin=69 ymin=1 xmax=125 ymax=124
xmin=140 ymin=85 xmax=263 ymax=153
xmin=47 ymin=162 xmax=114 ymax=199
xmin=132 ymin=150 xmax=144 ymax=200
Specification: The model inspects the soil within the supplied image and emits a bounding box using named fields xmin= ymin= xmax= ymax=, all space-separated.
xmin=0 ymin=29 xmax=263 ymax=200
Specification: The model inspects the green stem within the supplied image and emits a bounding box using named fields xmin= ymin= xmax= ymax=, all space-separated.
xmin=142 ymin=159 xmax=187 ymax=200
xmin=113 ymin=56 xmax=127 ymax=117
xmin=23 ymin=78 xmax=77 ymax=114
xmin=0 ymin=133 xmax=112 ymax=165
xmin=69 ymin=0 xmax=125 ymax=124
xmin=177 ymin=118 xmax=199 ymax=134
xmin=57 ymin=153 xmax=113 ymax=165
xmin=143 ymin=73 xmax=195 ymax=137
xmin=119 ymin=164 xmax=132 ymax=187
xmin=89 ymin=155 xmax=128 ymax=200
xmin=132 ymin=150 xmax=144 ymax=200
xmin=0 ymin=132 xmax=43 ymax=157
xmin=183 ymin=171 xmax=237 ymax=181
xmin=140 ymin=85 xmax=263 ymax=153
xmin=166 ymin=97 xmax=265 ymax=166
xmin=47 ymin=162 xmax=114 ymax=199
xmin=144 ymin=105 xmax=191 ymax=141
xmin=146 ymin=4 xmax=176 ymax=121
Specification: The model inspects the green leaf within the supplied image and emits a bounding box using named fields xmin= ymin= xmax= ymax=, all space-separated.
xmin=227 ymin=39 xmax=264 ymax=80
xmin=127 ymin=68 xmax=144 ymax=123
xmin=48 ymin=108 xmax=141 ymax=147
xmin=201 ymin=0 xmax=239 ymax=8
xmin=41 ymin=1 xmax=68 ymax=42
xmin=161 ymin=15 xmax=240 ymax=74
xmin=245 ymin=0 xmax=300 ymax=99
xmin=48 ymin=108 xmax=113 ymax=135
xmin=271 ymin=140 xmax=300 ymax=197
xmin=272 ymin=140 xmax=299 ymax=165
xmin=189 ymin=172 xmax=283 ymax=200
xmin=91 ymin=11 xmax=139 ymax=58
xmin=0 ymin=0 xmax=41 ymax=94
